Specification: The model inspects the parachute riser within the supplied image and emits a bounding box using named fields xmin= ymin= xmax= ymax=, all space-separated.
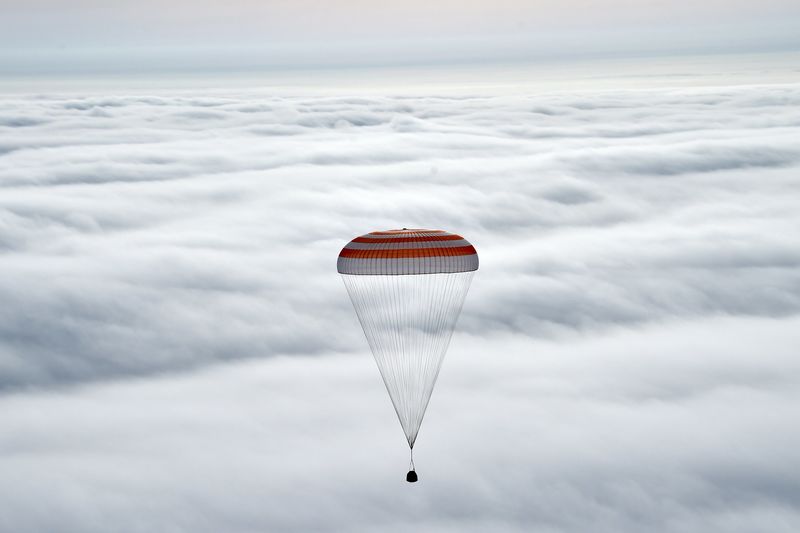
xmin=406 ymin=447 xmax=418 ymax=483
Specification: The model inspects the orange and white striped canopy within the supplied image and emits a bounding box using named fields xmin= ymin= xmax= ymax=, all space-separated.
xmin=337 ymin=229 xmax=479 ymax=275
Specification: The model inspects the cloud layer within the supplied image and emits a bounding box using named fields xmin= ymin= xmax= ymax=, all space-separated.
xmin=1 ymin=74 xmax=800 ymax=532
xmin=2 ymin=82 xmax=799 ymax=388
xmin=1 ymin=316 xmax=799 ymax=532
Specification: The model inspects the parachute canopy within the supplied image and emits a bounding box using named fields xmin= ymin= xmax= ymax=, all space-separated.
xmin=338 ymin=229 xmax=478 ymax=474
xmin=337 ymin=229 xmax=478 ymax=275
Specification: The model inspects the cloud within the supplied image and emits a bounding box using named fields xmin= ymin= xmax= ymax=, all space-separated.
xmin=1 ymin=65 xmax=800 ymax=532
xmin=1 ymin=83 xmax=800 ymax=389
xmin=0 ymin=316 xmax=798 ymax=532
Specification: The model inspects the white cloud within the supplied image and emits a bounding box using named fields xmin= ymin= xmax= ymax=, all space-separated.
xmin=1 ymin=77 xmax=799 ymax=531
xmin=0 ymin=316 xmax=798 ymax=532
xmin=2 ymin=83 xmax=799 ymax=387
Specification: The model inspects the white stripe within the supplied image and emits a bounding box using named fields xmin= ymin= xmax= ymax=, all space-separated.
xmin=337 ymin=254 xmax=479 ymax=275
xmin=344 ymin=239 xmax=470 ymax=250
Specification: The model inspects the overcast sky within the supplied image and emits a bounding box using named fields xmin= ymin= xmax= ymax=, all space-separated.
xmin=1 ymin=0 xmax=800 ymax=72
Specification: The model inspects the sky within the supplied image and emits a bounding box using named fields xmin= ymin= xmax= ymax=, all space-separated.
xmin=2 ymin=2 xmax=800 ymax=532
xmin=2 ymin=0 xmax=800 ymax=73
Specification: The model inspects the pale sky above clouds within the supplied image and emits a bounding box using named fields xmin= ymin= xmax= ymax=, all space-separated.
xmin=1 ymin=0 xmax=799 ymax=72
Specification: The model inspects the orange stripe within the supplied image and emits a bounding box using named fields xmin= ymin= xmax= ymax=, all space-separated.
xmin=352 ymin=234 xmax=464 ymax=244
xmin=339 ymin=245 xmax=476 ymax=259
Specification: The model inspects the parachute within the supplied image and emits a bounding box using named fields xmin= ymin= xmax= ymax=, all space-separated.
xmin=338 ymin=228 xmax=478 ymax=482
